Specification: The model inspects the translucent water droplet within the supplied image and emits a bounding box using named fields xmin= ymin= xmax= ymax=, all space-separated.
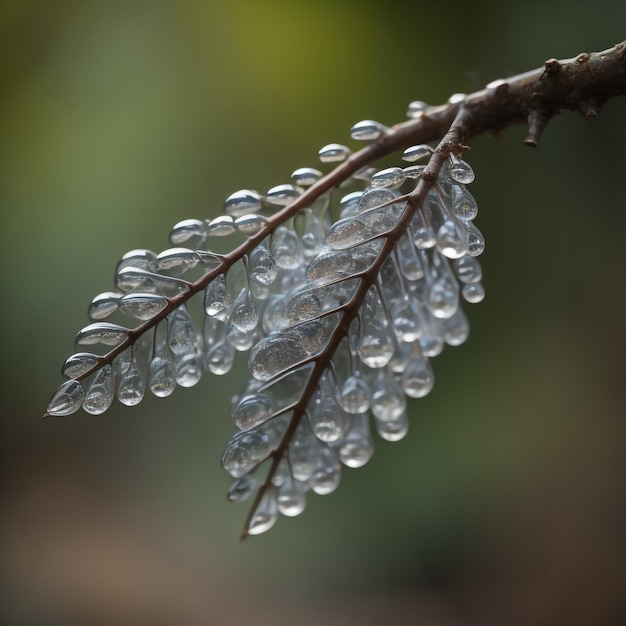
xmin=308 ymin=372 xmax=350 ymax=444
xmin=370 ymin=167 xmax=406 ymax=189
xmin=402 ymin=144 xmax=431 ymax=162
xmin=301 ymin=208 xmax=327 ymax=261
xmin=47 ymin=379 xmax=85 ymax=416
xmin=233 ymin=393 xmax=273 ymax=431
xmin=234 ymin=213 xmax=268 ymax=236
xmin=318 ymin=143 xmax=351 ymax=163
xmin=325 ymin=217 xmax=369 ymax=249
xmin=466 ymin=222 xmax=485 ymax=257
xmin=374 ymin=410 xmax=409 ymax=442
xmin=453 ymin=255 xmax=483 ymax=283
xmin=450 ymin=185 xmax=478 ymax=221
xmin=428 ymin=275 xmax=459 ymax=319
xmin=436 ymin=219 xmax=469 ymax=259
xmin=339 ymin=191 xmax=363 ymax=218
xmin=119 ymin=293 xmax=169 ymax=320
xmin=462 ymin=282 xmax=485 ymax=303
xmin=262 ymin=294 xmax=287 ymax=334
xmin=277 ymin=476 xmax=307 ymax=517
xmin=83 ymin=364 xmax=114 ymax=415
xmin=62 ymin=353 xmax=100 ymax=378
xmin=224 ymin=189 xmax=262 ymax=217
xmin=392 ymin=296 xmax=424 ymax=343
xmin=448 ymin=154 xmax=475 ymax=184
xmin=418 ymin=310 xmax=445 ymax=357
xmin=115 ymin=267 xmax=189 ymax=296
xmin=76 ymin=322 xmax=128 ymax=347
xmin=116 ymin=249 xmax=156 ymax=273
xmin=396 ymin=231 xmax=424 ymax=281
xmin=371 ymin=368 xmax=406 ymax=421
xmin=339 ymin=413 xmax=374 ymax=468
xmin=407 ymin=100 xmax=429 ymax=117
xmin=168 ymin=306 xmax=197 ymax=355
xmin=338 ymin=371 xmax=371 ymax=414
xmin=169 ymin=218 xmax=207 ymax=245
xmin=207 ymin=215 xmax=236 ymax=237
xmin=230 ymin=288 xmax=258 ymax=334
xmin=222 ymin=422 xmax=281 ymax=478
xmin=442 ymin=307 xmax=470 ymax=345
xmin=226 ymin=325 xmax=257 ymax=352
xmin=284 ymin=290 xmax=322 ymax=323
xmin=350 ymin=119 xmax=387 ymax=141
xmin=306 ymin=249 xmax=354 ymax=283
xmin=291 ymin=167 xmax=323 ymax=187
xmin=411 ymin=209 xmax=436 ymax=249
xmin=249 ymin=245 xmax=278 ymax=287
xmin=270 ymin=224 xmax=304 ymax=269
xmin=246 ymin=488 xmax=278 ymax=535
xmin=117 ymin=358 xmax=144 ymax=406
xmin=310 ymin=447 xmax=341 ymax=495
xmin=249 ymin=332 xmax=305 ymax=382
xmin=357 ymin=288 xmax=396 ymax=368
xmin=148 ymin=356 xmax=176 ymax=397
xmin=153 ymin=247 xmax=200 ymax=273
xmin=227 ymin=475 xmax=258 ymax=503
xmin=403 ymin=164 xmax=425 ymax=179
xmin=88 ymin=292 xmax=121 ymax=320
xmin=402 ymin=352 xmax=434 ymax=398
xmin=266 ymin=184 xmax=300 ymax=206
xmin=206 ymin=338 xmax=235 ymax=375
xmin=205 ymin=274 xmax=230 ymax=320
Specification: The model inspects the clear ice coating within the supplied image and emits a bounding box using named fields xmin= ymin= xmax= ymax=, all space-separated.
xmin=62 ymin=352 xmax=100 ymax=378
xmin=169 ymin=218 xmax=207 ymax=245
xmin=117 ymin=355 xmax=145 ymax=406
xmin=350 ymin=119 xmax=387 ymax=141
xmin=47 ymin=379 xmax=85 ymax=416
xmin=223 ymin=189 xmax=263 ymax=217
xmin=88 ymin=292 xmax=121 ymax=320
xmin=119 ymin=293 xmax=169 ymax=320
xmin=76 ymin=322 xmax=128 ymax=347
xmin=83 ymin=364 xmax=114 ymax=415
xmin=318 ymin=143 xmax=351 ymax=163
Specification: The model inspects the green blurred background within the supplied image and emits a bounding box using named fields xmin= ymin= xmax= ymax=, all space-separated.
xmin=1 ymin=1 xmax=625 ymax=624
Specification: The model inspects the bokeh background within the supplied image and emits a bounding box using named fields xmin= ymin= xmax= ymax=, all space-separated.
xmin=1 ymin=2 xmax=626 ymax=625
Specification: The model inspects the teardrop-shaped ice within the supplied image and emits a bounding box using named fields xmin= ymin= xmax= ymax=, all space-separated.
xmin=407 ymin=100 xmax=429 ymax=117
xmin=119 ymin=293 xmax=169 ymax=320
xmin=403 ymin=164 xmax=425 ymax=179
xmin=450 ymin=185 xmax=478 ymax=221
xmin=357 ymin=288 xmax=396 ymax=368
xmin=169 ymin=218 xmax=207 ymax=245
xmin=318 ymin=143 xmax=351 ymax=163
xmin=224 ymin=189 xmax=262 ymax=217
xmin=88 ymin=292 xmax=121 ymax=321
xmin=396 ymin=231 xmax=424 ymax=281
xmin=249 ymin=245 xmax=277 ymax=287
xmin=300 ymin=208 xmax=327 ymax=261
xmin=462 ymin=282 xmax=485 ymax=303
xmin=374 ymin=410 xmax=409 ymax=442
xmin=62 ymin=353 xmax=100 ymax=378
xmin=206 ymin=338 xmax=235 ymax=375
xmin=115 ymin=267 xmax=190 ymax=296
xmin=442 ymin=307 xmax=470 ymax=346
xmin=350 ymin=119 xmax=387 ymax=141
xmin=83 ymin=365 xmax=114 ymax=415
xmin=153 ymin=248 xmax=200 ymax=273
xmin=234 ymin=214 xmax=268 ymax=236
xmin=266 ymin=184 xmax=299 ymax=206
xmin=270 ymin=224 xmax=304 ymax=269
xmin=117 ymin=359 xmax=145 ymax=406
xmin=402 ymin=144 xmax=431 ymax=162
xmin=47 ymin=379 xmax=85 ymax=416
xmin=453 ymin=255 xmax=482 ymax=283
xmin=370 ymin=167 xmax=406 ymax=189
xmin=428 ymin=274 xmax=459 ymax=319
xmin=227 ymin=475 xmax=258 ymax=503
xmin=338 ymin=371 xmax=371 ymax=414
xmin=277 ymin=476 xmax=307 ymax=517
xmin=391 ymin=296 xmax=424 ymax=343
xmin=466 ymin=222 xmax=485 ymax=257
xmin=246 ymin=488 xmax=279 ymax=535
xmin=230 ymin=287 xmax=258 ymax=334
xmin=207 ymin=215 xmax=236 ymax=237
xmin=339 ymin=413 xmax=374 ymax=468
xmin=371 ymin=368 xmax=406 ymax=421
xmin=76 ymin=322 xmax=128 ymax=347
xmin=249 ymin=334 xmax=307 ymax=382
xmin=168 ymin=306 xmax=198 ymax=355
xmin=310 ymin=447 xmax=341 ymax=495
xmin=205 ymin=274 xmax=231 ymax=319
xmin=175 ymin=351 xmax=202 ymax=387
xmin=307 ymin=372 xmax=350 ymax=444
xmin=411 ymin=209 xmax=436 ymax=249
xmin=401 ymin=352 xmax=434 ymax=398
xmin=448 ymin=154 xmax=475 ymax=184
xmin=148 ymin=356 xmax=176 ymax=397
xmin=116 ymin=249 xmax=156 ymax=273
xmin=233 ymin=393 xmax=273 ymax=431
xmin=325 ymin=217 xmax=370 ymax=249
xmin=306 ymin=249 xmax=354 ymax=283
xmin=291 ymin=167 xmax=322 ymax=187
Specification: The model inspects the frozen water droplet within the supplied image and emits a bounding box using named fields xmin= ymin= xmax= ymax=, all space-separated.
xmin=266 ymin=184 xmax=300 ymax=206
xmin=119 ymin=293 xmax=169 ymax=320
xmin=462 ymin=282 xmax=485 ymax=303
xmin=62 ymin=353 xmax=100 ymax=378
xmin=83 ymin=365 xmax=114 ymax=415
xmin=339 ymin=413 xmax=374 ymax=468
xmin=270 ymin=224 xmax=304 ymax=269
xmin=233 ymin=394 xmax=273 ymax=431
xmin=407 ymin=100 xmax=429 ymax=117
xmin=443 ymin=307 xmax=470 ymax=346
xmin=277 ymin=476 xmax=307 ymax=517
xmin=412 ymin=208 xmax=436 ymax=250
xmin=116 ymin=249 xmax=156 ymax=273
xmin=234 ymin=213 xmax=268 ymax=236
xmin=402 ymin=144 xmax=431 ymax=162
xmin=76 ymin=322 xmax=128 ymax=347
xmin=154 ymin=248 xmax=200 ymax=273
xmin=357 ymin=188 xmax=396 ymax=213
xmin=249 ymin=245 xmax=277 ymax=287
xmin=207 ymin=215 xmax=236 ymax=237
xmin=47 ymin=379 xmax=85 ymax=416
xmin=350 ymin=119 xmax=387 ymax=141
xmin=224 ymin=189 xmax=262 ymax=217
xmin=175 ymin=351 xmax=202 ymax=387
xmin=169 ymin=218 xmax=207 ymax=245
xmin=88 ymin=292 xmax=121 ymax=320
xmin=374 ymin=410 xmax=409 ymax=442
xmin=357 ymin=288 xmax=396 ymax=368
xmin=249 ymin=334 xmax=307 ymax=382
xmin=428 ymin=275 xmax=459 ymax=319
xmin=370 ymin=167 xmax=406 ymax=189
xmin=291 ymin=167 xmax=322 ymax=187
xmin=205 ymin=274 xmax=230 ymax=319
xmin=318 ymin=143 xmax=351 ymax=163
xmin=246 ymin=488 xmax=278 ymax=535
xmin=436 ymin=220 xmax=469 ymax=259
xmin=453 ymin=255 xmax=482 ymax=283
xmin=403 ymin=164 xmax=425 ymax=179
xmin=448 ymin=154 xmax=475 ymax=184
xmin=310 ymin=447 xmax=341 ymax=495
xmin=392 ymin=296 xmax=424 ymax=343
xmin=117 ymin=359 xmax=144 ymax=406
xmin=325 ymin=217 xmax=369 ymax=249
xmin=466 ymin=222 xmax=485 ymax=256
xmin=450 ymin=185 xmax=478 ymax=221
xmin=339 ymin=372 xmax=371 ymax=414
xmin=306 ymin=249 xmax=354 ymax=283
xmin=168 ymin=306 xmax=197 ymax=355
xmin=371 ymin=368 xmax=406 ymax=421
xmin=148 ymin=356 xmax=176 ymax=397
xmin=230 ymin=288 xmax=258 ymax=334
xmin=402 ymin=353 xmax=434 ymax=398
xmin=396 ymin=231 xmax=424 ymax=281
xmin=339 ymin=191 xmax=363 ymax=218
xmin=206 ymin=338 xmax=235 ymax=375
xmin=227 ymin=475 xmax=258 ymax=503
xmin=308 ymin=372 xmax=350 ymax=444
xmin=301 ymin=208 xmax=327 ymax=261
